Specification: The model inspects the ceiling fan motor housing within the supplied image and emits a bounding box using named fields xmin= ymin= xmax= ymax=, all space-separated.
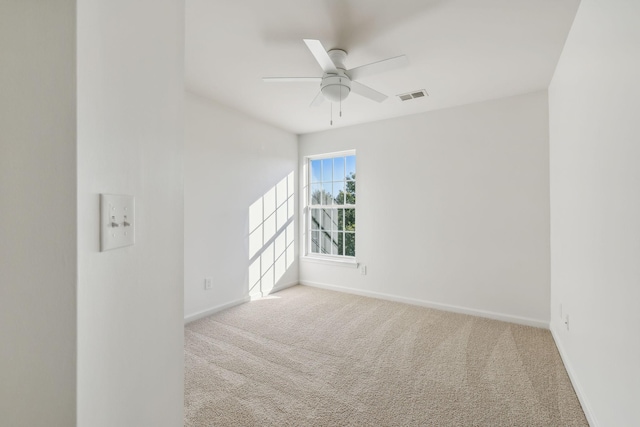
xmin=321 ymin=49 xmax=350 ymax=102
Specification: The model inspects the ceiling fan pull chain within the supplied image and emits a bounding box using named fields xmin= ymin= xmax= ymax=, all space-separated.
xmin=330 ymin=102 xmax=333 ymax=126
xmin=340 ymin=79 xmax=343 ymax=117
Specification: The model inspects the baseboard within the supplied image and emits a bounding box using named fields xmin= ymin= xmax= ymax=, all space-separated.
xmin=550 ymin=324 xmax=598 ymax=427
xmin=184 ymin=281 xmax=299 ymax=325
xmin=271 ymin=281 xmax=299 ymax=293
xmin=300 ymin=280 xmax=549 ymax=329
xmin=184 ymin=296 xmax=250 ymax=325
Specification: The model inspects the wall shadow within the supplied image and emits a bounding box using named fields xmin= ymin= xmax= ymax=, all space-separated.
xmin=248 ymin=171 xmax=295 ymax=299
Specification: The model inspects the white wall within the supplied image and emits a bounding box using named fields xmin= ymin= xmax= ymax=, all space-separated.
xmin=76 ymin=0 xmax=185 ymax=426
xmin=184 ymin=93 xmax=298 ymax=322
xmin=0 ymin=2 xmax=76 ymax=426
xmin=549 ymin=0 xmax=640 ymax=425
xmin=299 ymin=92 xmax=551 ymax=326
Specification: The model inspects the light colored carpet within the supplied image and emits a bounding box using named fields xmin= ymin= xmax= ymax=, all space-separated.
xmin=184 ymin=285 xmax=587 ymax=426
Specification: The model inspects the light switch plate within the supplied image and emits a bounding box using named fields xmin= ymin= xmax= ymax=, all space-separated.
xmin=100 ymin=194 xmax=135 ymax=251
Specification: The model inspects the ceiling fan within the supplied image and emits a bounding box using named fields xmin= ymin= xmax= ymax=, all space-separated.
xmin=263 ymin=39 xmax=409 ymax=107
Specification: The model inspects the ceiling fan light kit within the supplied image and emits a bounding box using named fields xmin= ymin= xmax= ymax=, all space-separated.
xmin=263 ymin=39 xmax=409 ymax=116
xmin=321 ymin=73 xmax=351 ymax=102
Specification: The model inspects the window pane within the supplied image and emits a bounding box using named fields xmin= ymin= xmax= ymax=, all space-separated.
xmin=330 ymin=209 xmax=339 ymax=231
xmin=311 ymin=209 xmax=320 ymax=230
xmin=328 ymin=209 xmax=335 ymax=231
xmin=334 ymin=232 xmax=343 ymax=256
xmin=311 ymin=231 xmax=320 ymax=253
xmin=320 ymin=230 xmax=332 ymax=254
xmin=320 ymin=208 xmax=332 ymax=231
xmin=345 ymin=209 xmax=355 ymax=231
xmin=346 ymin=155 xmax=356 ymax=180
xmin=345 ymin=233 xmax=355 ymax=256
xmin=331 ymin=231 xmax=343 ymax=255
xmin=311 ymin=184 xmax=322 ymax=205
xmin=336 ymin=209 xmax=344 ymax=231
xmin=333 ymin=157 xmax=345 ymax=181
xmin=345 ymin=181 xmax=355 ymax=205
xmin=322 ymin=158 xmax=333 ymax=182
xmin=322 ymin=182 xmax=333 ymax=205
xmin=311 ymin=160 xmax=321 ymax=183
xmin=333 ymin=181 xmax=344 ymax=205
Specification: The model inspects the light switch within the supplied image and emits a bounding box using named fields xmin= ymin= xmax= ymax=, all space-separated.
xmin=100 ymin=194 xmax=135 ymax=251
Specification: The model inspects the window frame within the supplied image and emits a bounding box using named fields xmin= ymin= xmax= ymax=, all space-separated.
xmin=304 ymin=150 xmax=357 ymax=264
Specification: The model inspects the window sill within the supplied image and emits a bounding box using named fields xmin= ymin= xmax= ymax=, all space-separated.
xmin=301 ymin=255 xmax=359 ymax=268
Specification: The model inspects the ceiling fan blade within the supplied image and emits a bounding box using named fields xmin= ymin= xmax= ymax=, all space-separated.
xmin=303 ymin=39 xmax=337 ymax=73
xmin=310 ymin=91 xmax=325 ymax=107
xmin=263 ymin=77 xmax=322 ymax=83
xmin=351 ymin=81 xmax=388 ymax=103
xmin=346 ymin=55 xmax=409 ymax=81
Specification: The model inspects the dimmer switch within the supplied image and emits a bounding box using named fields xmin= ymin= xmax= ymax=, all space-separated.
xmin=100 ymin=194 xmax=135 ymax=251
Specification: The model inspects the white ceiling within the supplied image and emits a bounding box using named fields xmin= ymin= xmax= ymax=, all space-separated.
xmin=186 ymin=0 xmax=579 ymax=135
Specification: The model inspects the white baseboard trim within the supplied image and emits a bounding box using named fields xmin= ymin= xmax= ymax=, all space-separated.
xmin=184 ymin=296 xmax=250 ymax=325
xmin=300 ymin=280 xmax=549 ymax=329
xmin=270 ymin=281 xmax=299 ymax=293
xmin=184 ymin=281 xmax=299 ymax=325
xmin=550 ymin=324 xmax=598 ymax=427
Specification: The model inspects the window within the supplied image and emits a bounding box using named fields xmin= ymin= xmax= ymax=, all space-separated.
xmin=306 ymin=152 xmax=356 ymax=259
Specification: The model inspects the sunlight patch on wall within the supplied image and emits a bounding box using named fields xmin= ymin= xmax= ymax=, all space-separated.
xmin=248 ymin=172 xmax=295 ymax=298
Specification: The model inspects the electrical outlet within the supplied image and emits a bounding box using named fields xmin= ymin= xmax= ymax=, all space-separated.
xmin=361 ymin=265 xmax=367 ymax=275
xmin=204 ymin=277 xmax=213 ymax=290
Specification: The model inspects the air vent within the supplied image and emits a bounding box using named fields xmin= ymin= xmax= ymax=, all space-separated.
xmin=397 ymin=89 xmax=429 ymax=101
